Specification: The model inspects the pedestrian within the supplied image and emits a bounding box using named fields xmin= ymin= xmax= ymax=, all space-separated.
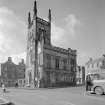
xmin=86 ymin=75 xmax=93 ymax=91
xmin=1 ymin=82 xmax=3 ymax=87
xmin=2 ymin=83 xmax=6 ymax=93
xmin=15 ymin=82 xmax=18 ymax=88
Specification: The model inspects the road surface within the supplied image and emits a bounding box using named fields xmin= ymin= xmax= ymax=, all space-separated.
xmin=0 ymin=86 xmax=105 ymax=105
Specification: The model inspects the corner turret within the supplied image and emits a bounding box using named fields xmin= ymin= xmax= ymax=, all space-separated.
xmin=28 ymin=12 xmax=31 ymax=26
xmin=33 ymin=0 xmax=37 ymax=17
xmin=48 ymin=9 xmax=51 ymax=23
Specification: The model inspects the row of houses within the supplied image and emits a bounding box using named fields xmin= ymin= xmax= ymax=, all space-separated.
xmin=85 ymin=54 xmax=105 ymax=78
xmin=76 ymin=66 xmax=85 ymax=85
xmin=0 ymin=57 xmax=25 ymax=87
xmin=1 ymin=54 xmax=104 ymax=87
xmin=75 ymin=54 xmax=105 ymax=85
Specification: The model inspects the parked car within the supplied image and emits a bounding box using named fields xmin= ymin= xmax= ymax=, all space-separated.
xmin=86 ymin=73 xmax=105 ymax=95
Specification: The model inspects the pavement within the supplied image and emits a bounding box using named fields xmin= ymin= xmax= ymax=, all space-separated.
xmin=0 ymin=86 xmax=105 ymax=105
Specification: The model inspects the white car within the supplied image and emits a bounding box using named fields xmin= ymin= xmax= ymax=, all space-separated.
xmin=86 ymin=73 xmax=105 ymax=95
xmin=91 ymin=79 xmax=105 ymax=95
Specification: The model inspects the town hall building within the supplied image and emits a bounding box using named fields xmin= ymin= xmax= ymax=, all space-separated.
xmin=26 ymin=1 xmax=77 ymax=88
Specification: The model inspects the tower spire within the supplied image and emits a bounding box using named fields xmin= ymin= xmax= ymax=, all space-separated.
xmin=28 ymin=12 xmax=31 ymax=25
xmin=48 ymin=9 xmax=51 ymax=22
xmin=33 ymin=0 xmax=37 ymax=16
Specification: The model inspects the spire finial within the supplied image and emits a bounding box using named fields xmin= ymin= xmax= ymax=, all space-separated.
xmin=34 ymin=0 xmax=37 ymax=16
xmin=28 ymin=12 xmax=31 ymax=25
xmin=48 ymin=9 xmax=51 ymax=22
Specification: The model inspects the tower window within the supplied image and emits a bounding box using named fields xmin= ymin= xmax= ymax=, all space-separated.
xmin=63 ymin=59 xmax=67 ymax=70
xmin=46 ymin=54 xmax=51 ymax=69
xmin=55 ymin=58 xmax=59 ymax=69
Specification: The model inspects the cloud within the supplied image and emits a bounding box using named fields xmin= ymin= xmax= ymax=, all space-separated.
xmin=0 ymin=7 xmax=27 ymax=63
xmin=65 ymin=14 xmax=81 ymax=37
xmin=0 ymin=9 xmax=81 ymax=65
xmin=51 ymin=14 xmax=81 ymax=47
xmin=51 ymin=14 xmax=86 ymax=65
xmin=51 ymin=23 xmax=65 ymax=47
xmin=77 ymin=51 xmax=92 ymax=66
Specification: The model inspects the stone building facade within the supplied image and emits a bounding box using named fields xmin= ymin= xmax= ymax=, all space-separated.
xmin=85 ymin=55 xmax=105 ymax=79
xmin=0 ymin=57 xmax=17 ymax=87
xmin=0 ymin=57 xmax=26 ymax=87
xmin=76 ymin=66 xmax=85 ymax=85
xmin=17 ymin=59 xmax=26 ymax=87
xmin=26 ymin=1 xmax=77 ymax=88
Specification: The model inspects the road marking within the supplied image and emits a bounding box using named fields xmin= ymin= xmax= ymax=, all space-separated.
xmin=36 ymin=94 xmax=48 ymax=100
xmin=57 ymin=100 xmax=76 ymax=105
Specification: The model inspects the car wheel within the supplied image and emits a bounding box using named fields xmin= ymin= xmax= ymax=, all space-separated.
xmin=95 ymin=86 xmax=104 ymax=95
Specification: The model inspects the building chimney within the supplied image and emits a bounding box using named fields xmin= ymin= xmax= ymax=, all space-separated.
xmin=8 ymin=57 xmax=12 ymax=62
xmin=21 ymin=59 xmax=24 ymax=64
xmin=68 ymin=48 xmax=72 ymax=53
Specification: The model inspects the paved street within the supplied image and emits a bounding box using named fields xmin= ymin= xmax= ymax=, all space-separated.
xmin=0 ymin=86 xmax=105 ymax=105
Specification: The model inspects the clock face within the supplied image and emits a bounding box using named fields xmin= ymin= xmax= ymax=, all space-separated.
xmin=38 ymin=42 xmax=41 ymax=54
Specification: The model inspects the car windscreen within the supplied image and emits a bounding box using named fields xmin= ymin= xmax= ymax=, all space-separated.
xmin=90 ymin=73 xmax=105 ymax=80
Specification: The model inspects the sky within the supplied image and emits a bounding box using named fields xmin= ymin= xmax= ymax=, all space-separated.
xmin=0 ymin=0 xmax=105 ymax=65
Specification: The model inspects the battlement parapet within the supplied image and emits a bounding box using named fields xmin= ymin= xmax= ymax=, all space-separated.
xmin=37 ymin=17 xmax=49 ymax=26
xmin=44 ymin=45 xmax=76 ymax=56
